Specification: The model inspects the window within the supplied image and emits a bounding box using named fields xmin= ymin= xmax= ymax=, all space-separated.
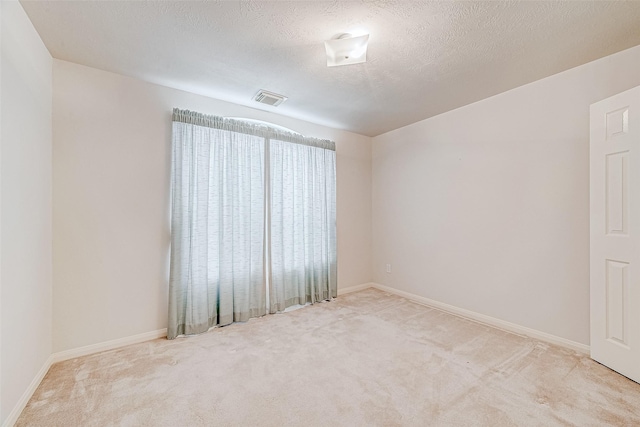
xmin=168 ymin=109 xmax=336 ymax=339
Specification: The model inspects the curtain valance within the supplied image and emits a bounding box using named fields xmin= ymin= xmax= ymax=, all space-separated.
xmin=172 ymin=108 xmax=336 ymax=151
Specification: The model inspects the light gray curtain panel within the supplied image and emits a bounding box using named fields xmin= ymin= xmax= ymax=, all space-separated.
xmin=269 ymin=139 xmax=337 ymax=312
xmin=168 ymin=109 xmax=336 ymax=339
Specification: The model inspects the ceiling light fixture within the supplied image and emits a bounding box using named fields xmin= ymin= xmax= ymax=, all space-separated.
xmin=324 ymin=33 xmax=370 ymax=67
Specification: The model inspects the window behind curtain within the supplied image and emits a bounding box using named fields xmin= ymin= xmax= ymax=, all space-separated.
xmin=168 ymin=109 xmax=336 ymax=339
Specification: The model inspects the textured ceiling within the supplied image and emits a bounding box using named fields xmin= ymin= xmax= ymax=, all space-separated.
xmin=20 ymin=0 xmax=640 ymax=136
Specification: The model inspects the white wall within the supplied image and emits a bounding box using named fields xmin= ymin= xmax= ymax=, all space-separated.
xmin=0 ymin=1 xmax=53 ymax=424
xmin=372 ymin=45 xmax=640 ymax=346
xmin=52 ymin=60 xmax=372 ymax=353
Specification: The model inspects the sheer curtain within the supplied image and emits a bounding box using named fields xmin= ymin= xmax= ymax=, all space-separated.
xmin=168 ymin=112 xmax=266 ymax=339
xmin=168 ymin=109 xmax=336 ymax=339
xmin=269 ymin=139 xmax=337 ymax=312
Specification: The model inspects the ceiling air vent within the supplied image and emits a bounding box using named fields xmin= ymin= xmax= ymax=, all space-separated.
xmin=253 ymin=90 xmax=288 ymax=107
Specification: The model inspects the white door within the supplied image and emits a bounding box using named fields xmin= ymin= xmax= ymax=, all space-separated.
xmin=591 ymin=86 xmax=640 ymax=383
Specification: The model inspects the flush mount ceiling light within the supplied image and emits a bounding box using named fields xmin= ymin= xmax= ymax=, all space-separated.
xmin=324 ymin=33 xmax=370 ymax=67
xmin=253 ymin=89 xmax=288 ymax=107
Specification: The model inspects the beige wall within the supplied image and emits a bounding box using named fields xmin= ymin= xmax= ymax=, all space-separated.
xmin=1 ymin=1 xmax=53 ymax=423
xmin=372 ymin=44 xmax=640 ymax=346
xmin=52 ymin=59 xmax=372 ymax=353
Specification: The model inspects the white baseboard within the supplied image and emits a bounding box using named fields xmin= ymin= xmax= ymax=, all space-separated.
xmin=51 ymin=328 xmax=168 ymax=364
xmin=364 ymin=282 xmax=590 ymax=354
xmin=2 ymin=354 xmax=54 ymax=427
xmin=337 ymin=282 xmax=375 ymax=296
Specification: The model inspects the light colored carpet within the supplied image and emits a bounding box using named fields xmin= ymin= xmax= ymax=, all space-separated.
xmin=17 ymin=288 xmax=640 ymax=426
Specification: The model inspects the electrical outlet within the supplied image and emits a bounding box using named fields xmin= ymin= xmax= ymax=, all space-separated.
xmin=386 ymin=263 xmax=392 ymax=273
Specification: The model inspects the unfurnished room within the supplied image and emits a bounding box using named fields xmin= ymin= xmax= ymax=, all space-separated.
xmin=2 ymin=0 xmax=640 ymax=426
